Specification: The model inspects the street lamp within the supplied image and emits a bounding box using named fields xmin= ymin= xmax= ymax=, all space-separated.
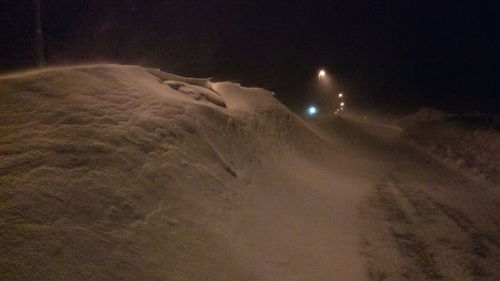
xmin=308 ymin=106 xmax=318 ymax=115
xmin=318 ymin=69 xmax=326 ymax=78
xmin=338 ymin=93 xmax=343 ymax=98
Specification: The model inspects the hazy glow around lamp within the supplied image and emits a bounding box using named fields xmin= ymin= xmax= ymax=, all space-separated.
xmin=308 ymin=106 xmax=318 ymax=115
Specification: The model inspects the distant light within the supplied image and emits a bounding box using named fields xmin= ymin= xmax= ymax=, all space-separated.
xmin=338 ymin=93 xmax=343 ymax=98
xmin=308 ymin=106 xmax=318 ymax=115
xmin=318 ymin=70 xmax=326 ymax=78
xmin=340 ymin=102 xmax=345 ymax=106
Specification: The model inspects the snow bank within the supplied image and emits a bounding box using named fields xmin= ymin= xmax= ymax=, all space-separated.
xmin=0 ymin=64 xmax=326 ymax=280
xmin=399 ymin=108 xmax=500 ymax=185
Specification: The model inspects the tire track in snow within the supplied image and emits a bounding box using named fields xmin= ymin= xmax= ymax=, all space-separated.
xmin=362 ymin=177 xmax=499 ymax=281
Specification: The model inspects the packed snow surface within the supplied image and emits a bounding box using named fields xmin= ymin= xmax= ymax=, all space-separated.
xmin=0 ymin=65 xmax=498 ymax=281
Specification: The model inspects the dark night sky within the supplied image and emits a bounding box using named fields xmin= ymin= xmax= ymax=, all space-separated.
xmin=1 ymin=0 xmax=499 ymax=114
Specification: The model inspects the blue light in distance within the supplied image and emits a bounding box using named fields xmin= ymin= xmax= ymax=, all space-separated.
xmin=308 ymin=106 xmax=318 ymax=115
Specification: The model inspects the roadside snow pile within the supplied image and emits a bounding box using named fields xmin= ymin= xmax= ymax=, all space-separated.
xmin=399 ymin=107 xmax=448 ymax=124
xmin=0 ymin=64 xmax=325 ymax=281
xmin=399 ymin=108 xmax=500 ymax=184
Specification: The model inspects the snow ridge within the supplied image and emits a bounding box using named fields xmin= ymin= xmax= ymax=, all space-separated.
xmin=0 ymin=64 xmax=326 ymax=280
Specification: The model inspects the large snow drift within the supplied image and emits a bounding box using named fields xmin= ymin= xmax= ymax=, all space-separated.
xmin=0 ymin=64 xmax=328 ymax=280
xmin=2 ymin=65 xmax=498 ymax=281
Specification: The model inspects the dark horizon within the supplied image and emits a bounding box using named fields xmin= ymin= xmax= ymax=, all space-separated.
xmin=1 ymin=0 xmax=498 ymax=115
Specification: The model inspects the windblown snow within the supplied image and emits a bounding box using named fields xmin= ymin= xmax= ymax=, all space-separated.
xmin=0 ymin=64 xmax=331 ymax=280
xmin=1 ymin=65 xmax=498 ymax=281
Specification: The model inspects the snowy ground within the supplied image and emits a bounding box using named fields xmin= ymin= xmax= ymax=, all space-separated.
xmin=315 ymin=117 xmax=499 ymax=281
xmin=0 ymin=65 xmax=498 ymax=280
xmin=399 ymin=109 xmax=499 ymax=185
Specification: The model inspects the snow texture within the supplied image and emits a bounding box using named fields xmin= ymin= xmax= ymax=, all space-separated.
xmin=0 ymin=64 xmax=328 ymax=280
xmin=1 ymin=65 xmax=498 ymax=281
xmin=400 ymin=108 xmax=500 ymax=185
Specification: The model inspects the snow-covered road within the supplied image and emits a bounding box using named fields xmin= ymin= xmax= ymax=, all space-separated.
xmin=330 ymin=117 xmax=499 ymax=281
xmin=207 ymin=115 xmax=499 ymax=281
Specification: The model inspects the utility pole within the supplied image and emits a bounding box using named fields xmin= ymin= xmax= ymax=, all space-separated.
xmin=34 ymin=0 xmax=45 ymax=67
